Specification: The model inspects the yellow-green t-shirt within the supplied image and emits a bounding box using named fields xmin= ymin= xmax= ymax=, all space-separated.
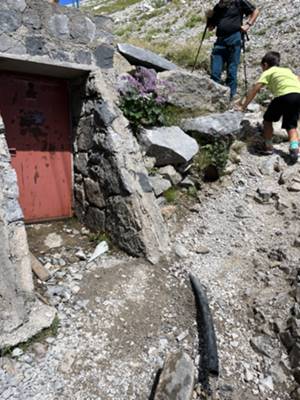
xmin=257 ymin=66 xmax=300 ymax=98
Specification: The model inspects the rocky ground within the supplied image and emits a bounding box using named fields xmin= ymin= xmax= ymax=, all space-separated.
xmin=1 ymin=2 xmax=300 ymax=399
xmin=83 ymin=0 xmax=300 ymax=91
xmin=1 ymin=116 xmax=300 ymax=399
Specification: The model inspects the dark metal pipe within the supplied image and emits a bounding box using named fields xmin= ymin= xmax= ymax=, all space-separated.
xmin=190 ymin=273 xmax=219 ymax=382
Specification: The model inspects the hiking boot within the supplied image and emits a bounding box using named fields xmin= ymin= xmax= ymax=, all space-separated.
xmin=289 ymin=147 xmax=299 ymax=163
xmin=253 ymin=143 xmax=274 ymax=155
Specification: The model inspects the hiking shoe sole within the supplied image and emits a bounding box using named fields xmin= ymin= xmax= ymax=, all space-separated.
xmin=289 ymin=148 xmax=299 ymax=163
xmin=253 ymin=146 xmax=274 ymax=156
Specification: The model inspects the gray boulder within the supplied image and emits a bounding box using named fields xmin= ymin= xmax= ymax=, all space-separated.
xmin=181 ymin=111 xmax=244 ymax=142
xmin=154 ymin=351 xmax=195 ymax=400
xmin=0 ymin=0 xmax=26 ymax=11
xmin=158 ymin=165 xmax=182 ymax=185
xmin=180 ymin=177 xmax=195 ymax=188
xmin=140 ymin=126 xmax=199 ymax=167
xmin=117 ymin=43 xmax=177 ymax=72
xmin=279 ymin=163 xmax=300 ymax=185
xmin=149 ymin=176 xmax=172 ymax=196
xmin=259 ymin=155 xmax=281 ymax=176
xmin=48 ymin=14 xmax=70 ymax=39
xmin=157 ymin=70 xmax=229 ymax=113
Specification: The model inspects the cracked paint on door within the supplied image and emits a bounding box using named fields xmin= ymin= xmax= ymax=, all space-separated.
xmin=0 ymin=72 xmax=72 ymax=222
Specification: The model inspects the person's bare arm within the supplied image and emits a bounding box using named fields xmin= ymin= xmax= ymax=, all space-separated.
xmin=241 ymin=8 xmax=259 ymax=32
xmin=240 ymin=83 xmax=264 ymax=111
xmin=247 ymin=8 xmax=259 ymax=25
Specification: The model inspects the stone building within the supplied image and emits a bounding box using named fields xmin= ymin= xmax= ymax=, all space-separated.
xmin=0 ymin=0 xmax=169 ymax=348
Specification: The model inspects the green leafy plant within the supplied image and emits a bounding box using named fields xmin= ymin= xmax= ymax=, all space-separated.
xmin=193 ymin=139 xmax=232 ymax=181
xmin=163 ymin=187 xmax=179 ymax=203
xmin=203 ymin=140 xmax=231 ymax=173
xmin=88 ymin=232 xmax=110 ymax=244
xmin=118 ymin=67 xmax=172 ymax=129
xmin=187 ymin=185 xmax=198 ymax=198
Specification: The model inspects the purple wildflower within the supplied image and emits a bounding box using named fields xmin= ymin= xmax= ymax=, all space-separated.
xmin=155 ymin=95 xmax=166 ymax=105
xmin=117 ymin=66 xmax=172 ymax=127
xmin=117 ymin=73 xmax=144 ymax=96
xmin=133 ymin=67 xmax=157 ymax=94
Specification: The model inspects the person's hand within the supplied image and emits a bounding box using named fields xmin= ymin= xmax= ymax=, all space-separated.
xmin=233 ymin=103 xmax=243 ymax=111
xmin=241 ymin=23 xmax=251 ymax=33
xmin=233 ymin=100 xmax=246 ymax=112
xmin=205 ymin=9 xmax=214 ymax=19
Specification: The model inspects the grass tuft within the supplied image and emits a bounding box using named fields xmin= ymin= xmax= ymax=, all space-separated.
xmin=163 ymin=187 xmax=179 ymax=203
xmin=88 ymin=231 xmax=110 ymax=243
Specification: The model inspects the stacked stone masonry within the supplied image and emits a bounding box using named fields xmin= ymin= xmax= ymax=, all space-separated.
xmin=0 ymin=120 xmax=56 ymax=349
xmin=71 ymin=72 xmax=169 ymax=262
xmin=0 ymin=0 xmax=114 ymax=69
xmin=0 ymin=0 xmax=169 ymax=263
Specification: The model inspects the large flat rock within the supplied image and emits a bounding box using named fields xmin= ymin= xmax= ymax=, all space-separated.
xmin=149 ymin=175 xmax=172 ymax=196
xmin=0 ymin=300 xmax=56 ymax=349
xmin=181 ymin=111 xmax=244 ymax=142
xmin=117 ymin=43 xmax=177 ymax=72
xmin=140 ymin=126 xmax=199 ymax=167
xmin=157 ymin=70 xmax=229 ymax=113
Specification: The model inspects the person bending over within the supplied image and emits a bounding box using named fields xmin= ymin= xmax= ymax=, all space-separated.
xmin=239 ymin=51 xmax=300 ymax=162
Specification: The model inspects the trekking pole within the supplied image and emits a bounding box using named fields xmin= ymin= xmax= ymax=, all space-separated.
xmin=241 ymin=32 xmax=250 ymax=94
xmin=192 ymin=24 xmax=208 ymax=73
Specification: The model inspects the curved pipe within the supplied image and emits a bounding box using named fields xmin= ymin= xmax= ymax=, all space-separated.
xmin=190 ymin=273 xmax=219 ymax=380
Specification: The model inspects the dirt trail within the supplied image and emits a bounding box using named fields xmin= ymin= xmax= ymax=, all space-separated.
xmin=171 ymin=141 xmax=299 ymax=399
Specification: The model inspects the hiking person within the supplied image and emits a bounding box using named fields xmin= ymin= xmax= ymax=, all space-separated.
xmin=206 ymin=0 xmax=259 ymax=99
xmin=238 ymin=51 xmax=300 ymax=161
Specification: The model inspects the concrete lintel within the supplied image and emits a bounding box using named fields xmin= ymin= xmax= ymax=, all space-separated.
xmin=0 ymin=53 xmax=94 ymax=79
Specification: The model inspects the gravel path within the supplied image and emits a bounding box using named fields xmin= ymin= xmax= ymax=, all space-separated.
xmin=1 ymin=141 xmax=300 ymax=399
xmin=171 ymin=143 xmax=299 ymax=399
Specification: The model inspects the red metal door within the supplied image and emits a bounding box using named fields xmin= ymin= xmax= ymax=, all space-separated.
xmin=0 ymin=72 xmax=72 ymax=222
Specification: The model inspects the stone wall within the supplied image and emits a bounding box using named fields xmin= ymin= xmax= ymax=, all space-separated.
xmin=0 ymin=119 xmax=56 ymax=350
xmin=71 ymin=71 xmax=169 ymax=262
xmin=0 ymin=0 xmax=114 ymax=69
xmin=0 ymin=0 xmax=170 ymax=349
xmin=0 ymin=121 xmax=31 ymax=338
xmin=0 ymin=0 xmax=169 ymax=262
